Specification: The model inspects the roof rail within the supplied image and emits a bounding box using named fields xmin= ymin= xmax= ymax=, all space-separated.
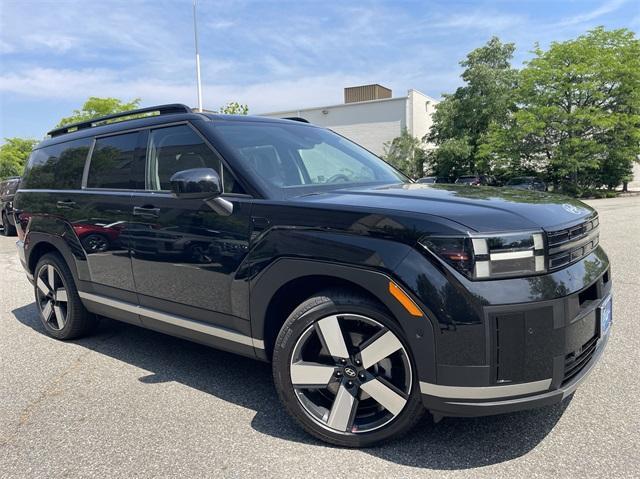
xmin=282 ymin=117 xmax=309 ymax=123
xmin=47 ymin=103 xmax=193 ymax=138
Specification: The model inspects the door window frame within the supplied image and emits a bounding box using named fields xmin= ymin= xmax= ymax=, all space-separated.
xmin=81 ymin=121 xmax=252 ymax=198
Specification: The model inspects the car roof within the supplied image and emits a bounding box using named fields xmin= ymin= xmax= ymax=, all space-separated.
xmin=35 ymin=105 xmax=318 ymax=150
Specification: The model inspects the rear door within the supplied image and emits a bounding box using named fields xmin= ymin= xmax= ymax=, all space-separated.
xmin=76 ymin=130 xmax=147 ymax=299
xmin=128 ymin=123 xmax=253 ymax=338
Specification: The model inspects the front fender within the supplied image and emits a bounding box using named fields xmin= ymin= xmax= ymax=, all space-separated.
xmin=249 ymin=257 xmax=438 ymax=385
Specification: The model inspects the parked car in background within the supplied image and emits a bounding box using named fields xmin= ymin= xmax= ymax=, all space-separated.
xmin=0 ymin=176 xmax=20 ymax=236
xmin=13 ymin=104 xmax=612 ymax=447
xmin=416 ymin=176 xmax=450 ymax=184
xmin=455 ymin=174 xmax=498 ymax=186
xmin=505 ymin=176 xmax=547 ymax=191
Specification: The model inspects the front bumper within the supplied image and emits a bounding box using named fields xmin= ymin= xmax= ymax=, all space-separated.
xmin=421 ymin=326 xmax=609 ymax=417
xmin=419 ymin=276 xmax=613 ymax=417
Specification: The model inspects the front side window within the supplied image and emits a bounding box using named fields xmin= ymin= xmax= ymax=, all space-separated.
xmin=21 ymin=138 xmax=92 ymax=190
xmin=212 ymin=122 xmax=407 ymax=195
xmin=148 ymin=124 xmax=243 ymax=193
xmin=86 ymin=132 xmax=145 ymax=189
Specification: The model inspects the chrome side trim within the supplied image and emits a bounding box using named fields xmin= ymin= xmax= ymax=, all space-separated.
xmin=420 ymin=378 xmax=552 ymax=399
xmin=78 ymin=292 xmax=263 ymax=349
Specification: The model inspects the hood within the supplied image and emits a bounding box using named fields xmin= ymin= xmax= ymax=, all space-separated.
xmin=294 ymin=183 xmax=596 ymax=233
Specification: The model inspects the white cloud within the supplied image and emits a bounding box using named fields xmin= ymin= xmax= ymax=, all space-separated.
xmin=431 ymin=12 xmax=525 ymax=30
xmin=0 ymin=39 xmax=15 ymax=54
xmin=23 ymin=34 xmax=77 ymax=53
xmin=0 ymin=66 xmax=374 ymax=114
xmin=557 ymin=0 xmax=627 ymax=26
xmin=207 ymin=20 xmax=236 ymax=29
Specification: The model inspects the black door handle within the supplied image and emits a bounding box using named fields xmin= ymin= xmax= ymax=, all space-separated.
xmin=133 ymin=206 xmax=161 ymax=217
xmin=56 ymin=200 xmax=76 ymax=209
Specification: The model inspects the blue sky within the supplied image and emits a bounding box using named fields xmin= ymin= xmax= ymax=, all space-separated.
xmin=1 ymin=0 xmax=638 ymax=140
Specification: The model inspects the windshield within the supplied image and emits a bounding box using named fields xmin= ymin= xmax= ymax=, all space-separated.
xmin=213 ymin=122 xmax=407 ymax=195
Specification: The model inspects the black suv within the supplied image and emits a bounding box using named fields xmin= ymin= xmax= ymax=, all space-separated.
xmin=0 ymin=176 xmax=20 ymax=236
xmin=13 ymin=104 xmax=612 ymax=447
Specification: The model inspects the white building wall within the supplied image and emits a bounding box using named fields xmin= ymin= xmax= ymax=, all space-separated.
xmin=261 ymin=97 xmax=408 ymax=156
xmin=407 ymin=89 xmax=437 ymax=149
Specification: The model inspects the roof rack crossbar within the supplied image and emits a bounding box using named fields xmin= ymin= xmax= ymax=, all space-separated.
xmin=47 ymin=103 xmax=193 ymax=138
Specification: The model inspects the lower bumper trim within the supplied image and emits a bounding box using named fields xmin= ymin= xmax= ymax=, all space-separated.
xmin=419 ymin=378 xmax=552 ymax=400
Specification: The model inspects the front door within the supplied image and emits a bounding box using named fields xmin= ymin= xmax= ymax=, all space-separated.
xmin=128 ymin=124 xmax=253 ymax=335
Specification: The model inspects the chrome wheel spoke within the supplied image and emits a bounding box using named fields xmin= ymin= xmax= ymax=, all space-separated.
xmin=37 ymin=277 xmax=52 ymax=297
xmin=290 ymin=362 xmax=335 ymax=387
xmin=47 ymin=265 xmax=56 ymax=290
xmin=53 ymin=305 xmax=65 ymax=330
xmin=55 ymin=288 xmax=68 ymax=303
xmin=327 ymin=384 xmax=357 ymax=432
xmin=360 ymin=379 xmax=406 ymax=416
xmin=41 ymin=300 xmax=53 ymax=322
xmin=360 ymin=330 xmax=403 ymax=369
xmin=315 ymin=315 xmax=349 ymax=359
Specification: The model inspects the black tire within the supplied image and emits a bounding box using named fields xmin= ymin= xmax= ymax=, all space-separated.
xmin=2 ymin=212 xmax=16 ymax=236
xmin=34 ymin=253 xmax=98 ymax=340
xmin=272 ymin=290 xmax=424 ymax=447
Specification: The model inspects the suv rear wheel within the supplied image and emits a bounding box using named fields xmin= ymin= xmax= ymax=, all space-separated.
xmin=34 ymin=253 xmax=97 ymax=340
xmin=272 ymin=291 xmax=424 ymax=447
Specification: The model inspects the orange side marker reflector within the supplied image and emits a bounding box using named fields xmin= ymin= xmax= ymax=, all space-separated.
xmin=388 ymin=282 xmax=423 ymax=317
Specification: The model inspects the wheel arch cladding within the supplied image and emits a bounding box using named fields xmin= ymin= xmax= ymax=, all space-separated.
xmin=261 ymin=274 xmax=393 ymax=358
xmin=26 ymin=234 xmax=81 ymax=283
xmin=250 ymin=258 xmax=437 ymax=384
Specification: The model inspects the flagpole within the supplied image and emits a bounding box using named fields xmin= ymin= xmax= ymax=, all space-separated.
xmin=193 ymin=0 xmax=203 ymax=112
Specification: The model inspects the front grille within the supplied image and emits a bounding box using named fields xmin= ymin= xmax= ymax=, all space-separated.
xmin=563 ymin=335 xmax=598 ymax=384
xmin=547 ymin=216 xmax=599 ymax=270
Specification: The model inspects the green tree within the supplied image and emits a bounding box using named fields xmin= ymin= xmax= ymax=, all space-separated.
xmin=486 ymin=27 xmax=640 ymax=193
xmin=383 ymin=129 xmax=426 ymax=178
xmin=0 ymin=137 xmax=38 ymax=179
xmin=428 ymin=37 xmax=517 ymax=178
xmin=217 ymin=101 xmax=249 ymax=115
xmin=58 ymin=97 xmax=142 ymax=126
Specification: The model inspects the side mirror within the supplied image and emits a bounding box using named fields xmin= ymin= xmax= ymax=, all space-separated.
xmin=170 ymin=168 xmax=222 ymax=199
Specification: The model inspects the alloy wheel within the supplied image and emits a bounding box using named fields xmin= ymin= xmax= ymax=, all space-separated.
xmin=289 ymin=314 xmax=412 ymax=434
xmin=36 ymin=264 xmax=68 ymax=330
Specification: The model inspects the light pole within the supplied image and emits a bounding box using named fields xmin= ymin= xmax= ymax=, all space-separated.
xmin=193 ymin=0 xmax=203 ymax=112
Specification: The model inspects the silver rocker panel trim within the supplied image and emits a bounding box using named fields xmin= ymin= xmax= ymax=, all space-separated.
xmin=78 ymin=291 xmax=264 ymax=349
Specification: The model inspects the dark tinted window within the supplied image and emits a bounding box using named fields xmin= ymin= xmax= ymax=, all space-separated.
xmin=21 ymin=139 xmax=91 ymax=189
xmin=87 ymin=132 xmax=145 ymax=189
xmin=148 ymin=124 xmax=243 ymax=193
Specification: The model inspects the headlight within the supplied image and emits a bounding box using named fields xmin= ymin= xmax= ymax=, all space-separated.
xmin=419 ymin=231 xmax=546 ymax=280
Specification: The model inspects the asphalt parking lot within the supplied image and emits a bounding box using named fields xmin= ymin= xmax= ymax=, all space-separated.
xmin=1 ymin=196 xmax=639 ymax=478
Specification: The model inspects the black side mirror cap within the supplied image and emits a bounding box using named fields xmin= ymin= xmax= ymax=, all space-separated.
xmin=170 ymin=168 xmax=222 ymax=199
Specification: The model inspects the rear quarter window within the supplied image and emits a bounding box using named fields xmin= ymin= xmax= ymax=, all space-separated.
xmin=22 ymin=138 xmax=92 ymax=190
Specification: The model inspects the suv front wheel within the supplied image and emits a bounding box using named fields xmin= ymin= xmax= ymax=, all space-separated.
xmin=272 ymin=291 xmax=424 ymax=447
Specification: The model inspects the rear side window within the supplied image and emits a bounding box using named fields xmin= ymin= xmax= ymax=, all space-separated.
xmin=86 ymin=132 xmax=145 ymax=190
xmin=148 ymin=124 xmax=243 ymax=193
xmin=21 ymin=139 xmax=92 ymax=189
